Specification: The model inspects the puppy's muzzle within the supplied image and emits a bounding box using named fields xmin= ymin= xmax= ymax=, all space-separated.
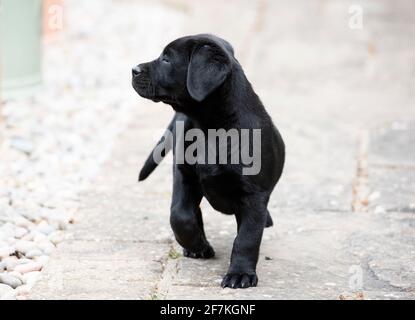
xmin=132 ymin=65 xmax=142 ymax=78
xmin=132 ymin=64 xmax=155 ymax=98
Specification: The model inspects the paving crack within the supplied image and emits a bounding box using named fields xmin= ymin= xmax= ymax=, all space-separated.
xmin=352 ymin=129 xmax=370 ymax=212
xmin=363 ymin=257 xmax=409 ymax=292
xmin=147 ymin=244 xmax=180 ymax=300
xmin=371 ymin=163 xmax=415 ymax=170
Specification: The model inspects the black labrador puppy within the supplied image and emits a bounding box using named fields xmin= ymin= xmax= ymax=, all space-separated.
xmin=132 ymin=34 xmax=285 ymax=289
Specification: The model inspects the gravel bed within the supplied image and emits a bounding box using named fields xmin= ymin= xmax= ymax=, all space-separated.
xmin=0 ymin=0 xmax=182 ymax=299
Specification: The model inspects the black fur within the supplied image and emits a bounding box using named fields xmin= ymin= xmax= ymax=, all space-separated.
xmin=132 ymin=34 xmax=285 ymax=289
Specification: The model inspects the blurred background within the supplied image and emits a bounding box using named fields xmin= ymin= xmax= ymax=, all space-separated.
xmin=1 ymin=0 xmax=414 ymax=214
xmin=0 ymin=0 xmax=415 ymax=299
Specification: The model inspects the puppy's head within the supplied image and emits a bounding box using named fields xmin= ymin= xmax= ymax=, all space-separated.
xmin=132 ymin=34 xmax=235 ymax=104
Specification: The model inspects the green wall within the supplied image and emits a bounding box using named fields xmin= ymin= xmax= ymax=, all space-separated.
xmin=0 ymin=0 xmax=42 ymax=99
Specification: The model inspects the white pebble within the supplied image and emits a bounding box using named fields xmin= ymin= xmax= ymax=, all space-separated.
xmin=36 ymin=224 xmax=55 ymax=236
xmin=34 ymin=233 xmax=47 ymax=242
xmin=4 ymin=237 xmax=16 ymax=245
xmin=13 ymin=216 xmax=33 ymax=229
xmin=3 ymin=257 xmax=19 ymax=271
xmin=7 ymin=258 xmax=32 ymax=272
xmin=15 ymin=240 xmax=35 ymax=254
xmin=8 ymin=271 xmax=24 ymax=282
xmin=0 ymin=246 xmax=15 ymax=259
xmin=0 ymin=224 xmax=15 ymax=240
xmin=48 ymin=231 xmax=64 ymax=245
xmin=14 ymin=262 xmax=42 ymax=274
xmin=0 ymin=273 xmax=23 ymax=289
xmin=25 ymin=249 xmax=43 ymax=259
xmin=14 ymin=227 xmax=28 ymax=239
xmin=0 ymin=283 xmax=15 ymax=300
xmin=21 ymin=232 xmax=36 ymax=241
xmin=15 ymin=258 xmax=32 ymax=265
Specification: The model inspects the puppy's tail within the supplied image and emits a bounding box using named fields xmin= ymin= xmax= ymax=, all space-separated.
xmin=138 ymin=116 xmax=175 ymax=181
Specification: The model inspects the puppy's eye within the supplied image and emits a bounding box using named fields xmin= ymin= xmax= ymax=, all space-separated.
xmin=162 ymin=57 xmax=170 ymax=63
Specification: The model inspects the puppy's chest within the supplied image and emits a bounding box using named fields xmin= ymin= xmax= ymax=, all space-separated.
xmin=196 ymin=165 xmax=248 ymax=214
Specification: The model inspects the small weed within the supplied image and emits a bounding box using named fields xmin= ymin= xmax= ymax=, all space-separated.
xmin=149 ymin=293 xmax=159 ymax=300
xmin=168 ymin=247 xmax=181 ymax=259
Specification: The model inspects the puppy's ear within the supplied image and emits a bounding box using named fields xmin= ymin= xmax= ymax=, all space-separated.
xmin=187 ymin=44 xmax=231 ymax=102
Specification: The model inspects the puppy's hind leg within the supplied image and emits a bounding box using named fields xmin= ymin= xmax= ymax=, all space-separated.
xmin=170 ymin=168 xmax=215 ymax=259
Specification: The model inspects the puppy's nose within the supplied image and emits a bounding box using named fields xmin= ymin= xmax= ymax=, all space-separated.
xmin=132 ymin=65 xmax=142 ymax=77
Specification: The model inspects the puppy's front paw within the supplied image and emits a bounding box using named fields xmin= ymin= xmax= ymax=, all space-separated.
xmin=183 ymin=245 xmax=215 ymax=259
xmin=221 ymin=273 xmax=258 ymax=289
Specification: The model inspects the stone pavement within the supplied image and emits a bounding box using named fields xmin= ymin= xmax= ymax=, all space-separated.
xmin=31 ymin=0 xmax=415 ymax=299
